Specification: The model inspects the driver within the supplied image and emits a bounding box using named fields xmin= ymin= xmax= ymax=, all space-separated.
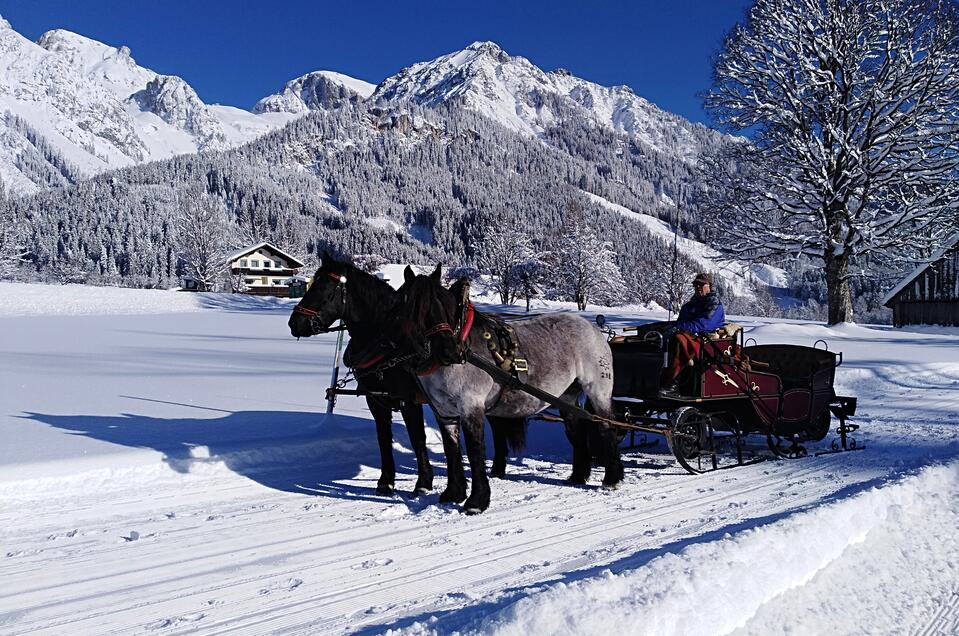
xmin=659 ymin=273 xmax=725 ymax=398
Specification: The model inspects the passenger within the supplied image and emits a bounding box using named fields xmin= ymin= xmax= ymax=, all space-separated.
xmin=659 ymin=273 xmax=726 ymax=398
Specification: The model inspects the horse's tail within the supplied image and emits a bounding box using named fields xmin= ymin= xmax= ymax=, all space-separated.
xmin=490 ymin=417 xmax=528 ymax=453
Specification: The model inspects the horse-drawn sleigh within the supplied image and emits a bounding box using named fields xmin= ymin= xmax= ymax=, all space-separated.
xmin=289 ymin=258 xmax=861 ymax=513
xmin=598 ymin=318 xmax=861 ymax=474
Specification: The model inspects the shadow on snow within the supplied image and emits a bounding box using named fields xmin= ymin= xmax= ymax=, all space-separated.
xmin=20 ymin=406 xmax=434 ymax=504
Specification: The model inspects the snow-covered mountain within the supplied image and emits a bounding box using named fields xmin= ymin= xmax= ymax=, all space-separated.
xmin=0 ymin=18 xmax=720 ymax=199
xmin=372 ymin=41 xmax=712 ymax=161
xmin=0 ymin=18 xmax=302 ymax=195
xmin=253 ymin=71 xmax=376 ymax=114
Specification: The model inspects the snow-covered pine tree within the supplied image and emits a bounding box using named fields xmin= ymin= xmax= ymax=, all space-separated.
xmin=703 ymin=0 xmax=959 ymax=324
xmin=352 ymin=253 xmax=387 ymax=274
xmin=174 ymin=191 xmax=233 ymax=292
xmin=551 ymin=216 xmax=627 ymax=311
xmin=0 ymin=179 xmax=27 ymax=279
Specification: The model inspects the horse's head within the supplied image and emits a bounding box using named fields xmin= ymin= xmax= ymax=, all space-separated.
xmin=395 ymin=264 xmax=465 ymax=367
xmin=288 ymin=256 xmax=350 ymax=338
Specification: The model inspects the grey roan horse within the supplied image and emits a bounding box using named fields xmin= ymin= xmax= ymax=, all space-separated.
xmin=287 ymin=257 xmax=526 ymax=496
xmin=394 ymin=266 xmax=623 ymax=514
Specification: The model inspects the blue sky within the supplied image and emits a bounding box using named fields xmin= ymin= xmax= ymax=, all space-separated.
xmin=0 ymin=0 xmax=753 ymax=125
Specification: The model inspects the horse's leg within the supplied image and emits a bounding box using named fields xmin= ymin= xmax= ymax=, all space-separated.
xmin=462 ymin=409 xmax=491 ymax=514
xmin=488 ymin=416 xmax=509 ymax=478
xmin=581 ymin=381 xmax=624 ymax=489
xmin=564 ymin=418 xmax=592 ymax=484
xmin=400 ymin=402 xmax=433 ymax=495
xmin=367 ymin=396 xmax=396 ymax=495
xmin=488 ymin=416 xmax=527 ymax=478
xmin=436 ymin=416 xmax=468 ymax=504
xmin=599 ymin=423 xmax=625 ymax=489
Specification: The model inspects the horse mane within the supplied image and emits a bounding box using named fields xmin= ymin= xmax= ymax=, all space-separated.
xmin=404 ymin=273 xmax=460 ymax=333
xmin=341 ymin=261 xmax=396 ymax=304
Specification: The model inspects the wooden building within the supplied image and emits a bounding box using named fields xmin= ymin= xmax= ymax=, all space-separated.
xmin=882 ymin=235 xmax=959 ymax=327
xmin=225 ymin=242 xmax=305 ymax=297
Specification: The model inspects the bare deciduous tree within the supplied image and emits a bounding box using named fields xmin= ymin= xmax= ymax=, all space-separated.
xmin=474 ymin=227 xmax=536 ymax=305
xmin=704 ymin=0 xmax=959 ymax=323
xmin=552 ymin=219 xmax=627 ymax=311
xmin=175 ymin=192 xmax=233 ymax=292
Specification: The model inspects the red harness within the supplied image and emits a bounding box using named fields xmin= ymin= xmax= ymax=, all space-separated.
xmin=418 ymin=303 xmax=475 ymax=376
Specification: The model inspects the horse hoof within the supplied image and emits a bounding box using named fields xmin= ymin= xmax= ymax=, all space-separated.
xmin=601 ymin=481 xmax=621 ymax=491
xmin=463 ymin=495 xmax=489 ymax=513
xmin=566 ymin=475 xmax=588 ymax=486
xmin=376 ymin=484 xmax=395 ymax=496
xmin=439 ymin=489 xmax=466 ymax=504
xmin=411 ymin=486 xmax=432 ymax=497
xmin=490 ymin=470 xmax=506 ymax=479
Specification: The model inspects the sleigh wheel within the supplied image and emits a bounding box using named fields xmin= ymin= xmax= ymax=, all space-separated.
xmin=668 ymin=407 xmax=709 ymax=473
xmin=804 ymin=409 xmax=831 ymax=442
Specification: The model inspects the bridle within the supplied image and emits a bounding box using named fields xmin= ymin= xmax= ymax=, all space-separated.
xmin=292 ymin=271 xmax=348 ymax=335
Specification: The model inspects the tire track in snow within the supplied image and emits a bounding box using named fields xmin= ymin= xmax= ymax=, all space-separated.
xmin=3 ymin=454 xmax=872 ymax=631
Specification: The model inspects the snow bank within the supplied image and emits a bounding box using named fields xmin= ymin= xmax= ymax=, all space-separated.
xmin=405 ymin=461 xmax=959 ymax=636
xmin=0 ymin=282 xmax=206 ymax=316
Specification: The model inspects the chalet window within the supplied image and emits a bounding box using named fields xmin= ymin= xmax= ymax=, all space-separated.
xmin=251 ymin=260 xmax=260 ymax=268
xmin=273 ymin=279 xmax=282 ymax=285
xmin=240 ymin=259 xmax=248 ymax=267
xmin=263 ymin=260 xmax=272 ymax=268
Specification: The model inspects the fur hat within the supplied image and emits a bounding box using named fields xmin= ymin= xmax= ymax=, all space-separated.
xmin=692 ymin=272 xmax=713 ymax=287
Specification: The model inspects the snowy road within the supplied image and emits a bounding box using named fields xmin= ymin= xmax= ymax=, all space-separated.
xmin=1 ymin=284 xmax=957 ymax=635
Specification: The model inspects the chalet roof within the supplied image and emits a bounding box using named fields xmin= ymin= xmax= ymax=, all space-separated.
xmin=882 ymin=234 xmax=959 ymax=307
xmin=224 ymin=242 xmax=304 ymax=268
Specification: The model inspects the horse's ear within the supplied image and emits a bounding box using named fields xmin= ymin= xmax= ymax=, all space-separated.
xmin=430 ymin=264 xmax=442 ymax=283
xmin=404 ymin=265 xmax=416 ymax=285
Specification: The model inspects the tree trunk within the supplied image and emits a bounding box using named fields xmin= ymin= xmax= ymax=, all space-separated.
xmin=824 ymin=251 xmax=853 ymax=324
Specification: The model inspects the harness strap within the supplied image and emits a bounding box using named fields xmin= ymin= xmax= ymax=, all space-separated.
xmin=293 ymin=304 xmax=320 ymax=317
xmin=416 ymin=303 xmax=476 ymax=377
xmin=354 ymin=352 xmax=386 ymax=370
xmin=424 ymin=322 xmax=453 ymax=337
xmin=459 ymin=304 xmax=475 ymax=343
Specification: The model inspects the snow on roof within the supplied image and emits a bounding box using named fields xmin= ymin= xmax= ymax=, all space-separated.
xmin=224 ymin=242 xmax=304 ymax=267
xmin=881 ymin=234 xmax=959 ymax=307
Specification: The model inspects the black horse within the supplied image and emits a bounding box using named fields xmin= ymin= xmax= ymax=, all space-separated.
xmin=288 ymin=257 xmax=525 ymax=496
xmin=393 ymin=266 xmax=622 ymax=514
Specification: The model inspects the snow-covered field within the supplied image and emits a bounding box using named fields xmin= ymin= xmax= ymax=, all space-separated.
xmin=1 ymin=283 xmax=957 ymax=635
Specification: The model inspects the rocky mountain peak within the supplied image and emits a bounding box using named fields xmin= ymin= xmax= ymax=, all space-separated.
xmin=254 ymin=71 xmax=374 ymax=115
xmin=371 ymin=40 xmax=707 ymax=159
xmin=463 ymin=40 xmax=509 ymax=62
xmin=132 ymin=75 xmax=227 ymax=150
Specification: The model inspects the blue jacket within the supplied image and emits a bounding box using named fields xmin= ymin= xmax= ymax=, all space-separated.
xmin=675 ymin=291 xmax=725 ymax=334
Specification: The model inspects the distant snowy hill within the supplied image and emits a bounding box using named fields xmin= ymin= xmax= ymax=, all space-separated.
xmin=582 ymin=191 xmax=787 ymax=299
xmin=0 ymin=18 xmax=299 ymax=194
xmin=373 ymin=41 xmax=716 ymax=161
